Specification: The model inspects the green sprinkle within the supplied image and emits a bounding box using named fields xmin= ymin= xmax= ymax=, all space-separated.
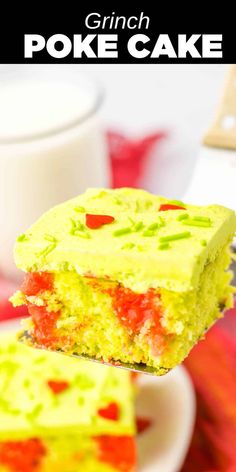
xmin=38 ymin=234 xmax=58 ymax=257
xmin=137 ymin=245 xmax=144 ymax=252
xmin=128 ymin=217 xmax=135 ymax=226
xmin=169 ymin=199 xmax=185 ymax=206
xmin=143 ymin=230 xmax=155 ymax=237
xmin=134 ymin=221 xmax=144 ymax=231
xmin=0 ymin=360 xmax=18 ymax=374
xmin=75 ymin=221 xmax=85 ymax=231
xmin=127 ymin=218 xmax=144 ymax=232
xmin=177 ymin=213 xmax=189 ymax=221
xmin=30 ymin=264 xmax=38 ymax=272
xmin=144 ymin=200 xmax=153 ymax=209
xmin=0 ymin=398 xmax=10 ymax=410
xmin=74 ymin=206 xmax=85 ymax=213
xmin=158 ymin=242 xmax=170 ymax=250
xmin=201 ymin=239 xmax=207 ymax=246
xmin=157 ymin=216 xmax=165 ymax=227
xmin=44 ymin=234 xmax=57 ymax=243
xmin=43 ymin=244 xmax=56 ymax=256
xmin=38 ymin=243 xmax=56 ymax=257
xmin=70 ymin=219 xmax=91 ymax=238
xmin=159 ymin=231 xmax=191 ymax=242
xmin=148 ymin=223 xmax=159 ymax=231
xmin=91 ymin=190 xmax=108 ymax=199
xmin=78 ymin=397 xmax=85 ymax=406
xmin=60 ymin=261 xmax=69 ymax=271
xmin=193 ymin=216 xmax=211 ymax=223
xmin=70 ymin=219 xmax=85 ymax=232
xmin=8 ymin=408 xmax=20 ymax=415
xmin=183 ymin=220 xmax=211 ymax=228
xmin=114 ymin=197 xmax=122 ymax=205
xmin=27 ymin=404 xmax=43 ymax=421
xmin=23 ymin=379 xmax=31 ymax=388
xmin=113 ymin=227 xmax=132 ymax=237
xmin=70 ymin=218 xmax=76 ymax=229
xmin=34 ymin=356 xmax=45 ymax=364
xmin=17 ymin=233 xmax=28 ymax=242
xmin=74 ymin=231 xmax=91 ymax=239
xmin=74 ymin=374 xmax=95 ymax=390
xmin=122 ymin=242 xmax=135 ymax=249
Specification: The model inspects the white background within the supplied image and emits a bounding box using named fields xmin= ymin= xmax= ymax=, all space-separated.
xmin=81 ymin=64 xmax=227 ymax=197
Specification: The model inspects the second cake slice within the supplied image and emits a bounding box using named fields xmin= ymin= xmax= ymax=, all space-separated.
xmin=0 ymin=334 xmax=136 ymax=472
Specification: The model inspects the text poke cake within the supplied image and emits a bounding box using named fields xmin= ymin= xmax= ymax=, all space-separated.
xmin=11 ymin=188 xmax=236 ymax=375
xmin=0 ymin=334 xmax=136 ymax=472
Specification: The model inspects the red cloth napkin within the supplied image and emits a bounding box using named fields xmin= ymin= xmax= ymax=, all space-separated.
xmin=182 ymin=309 xmax=236 ymax=472
xmin=0 ymin=278 xmax=27 ymax=321
xmin=1 ymin=130 xmax=236 ymax=472
xmin=107 ymin=130 xmax=166 ymax=188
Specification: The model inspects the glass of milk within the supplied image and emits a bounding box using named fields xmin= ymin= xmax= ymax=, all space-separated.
xmin=0 ymin=65 xmax=110 ymax=279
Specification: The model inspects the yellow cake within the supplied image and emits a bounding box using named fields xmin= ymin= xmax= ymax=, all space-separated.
xmin=11 ymin=188 xmax=236 ymax=374
xmin=0 ymin=334 xmax=136 ymax=472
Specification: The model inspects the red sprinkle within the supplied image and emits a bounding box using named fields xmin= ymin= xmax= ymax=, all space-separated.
xmin=0 ymin=438 xmax=46 ymax=472
xmin=47 ymin=380 xmax=70 ymax=395
xmin=136 ymin=416 xmax=153 ymax=434
xmin=159 ymin=203 xmax=186 ymax=211
xmin=98 ymin=402 xmax=120 ymax=421
xmin=21 ymin=272 xmax=54 ymax=297
xmin=95 ymin=436 xmax=136 ymax=472
xmin=85 ymin=213 xmax=115 ymax=229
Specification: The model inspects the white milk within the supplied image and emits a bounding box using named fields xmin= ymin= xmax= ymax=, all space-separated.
xmin=0 ymin=67 xmax=110 ymax=279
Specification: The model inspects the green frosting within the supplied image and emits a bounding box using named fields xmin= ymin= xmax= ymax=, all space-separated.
xmin=14 ymin=188 xmax=236 ymax=292
xmin=0 ymin=334 xmax=135 ymax=440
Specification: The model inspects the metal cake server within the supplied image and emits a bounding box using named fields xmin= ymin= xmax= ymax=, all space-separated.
xmin=184 ymin=65 xmax=236 ymax=212
xmin=18 ymin=331 xmax=169 ymax=376
xmin=184 ymin=64 xmax=236 ymax=279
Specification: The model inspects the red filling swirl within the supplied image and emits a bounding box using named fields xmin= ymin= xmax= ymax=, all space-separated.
xmin=0 ymin=438 xmax=46 ymax=472
xmin=21 ymin=272 xmax=54 ymax=297
xmin=95 ymin=436 xmax=136 ymax=472
xmin=21 ymin=272 xmax=60 ymax=349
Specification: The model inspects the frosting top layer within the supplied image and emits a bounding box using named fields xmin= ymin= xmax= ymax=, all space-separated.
xmin=14 ymin=188 xmax=236 ymax=292
xmin=0 ymin=334 xmax=134 ymax=439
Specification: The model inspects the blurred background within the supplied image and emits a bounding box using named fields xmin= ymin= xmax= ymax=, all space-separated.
xmin=82 ymin=64 xmax=226 ymax=195
xmin=0 ymin=64 xmax=236 ymax=472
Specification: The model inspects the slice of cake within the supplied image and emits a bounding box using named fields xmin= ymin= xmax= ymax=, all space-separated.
xmin=0 ymin=334 xmax=136 ymax=472
xmin=11 ymin=188 xmax=236 ymax=375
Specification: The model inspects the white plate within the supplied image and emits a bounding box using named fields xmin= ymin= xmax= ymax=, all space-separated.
xmin=137 ymin=366 xmax=195 ymax=472
xmin=0 ymin=319 xmax=196 ymax=472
